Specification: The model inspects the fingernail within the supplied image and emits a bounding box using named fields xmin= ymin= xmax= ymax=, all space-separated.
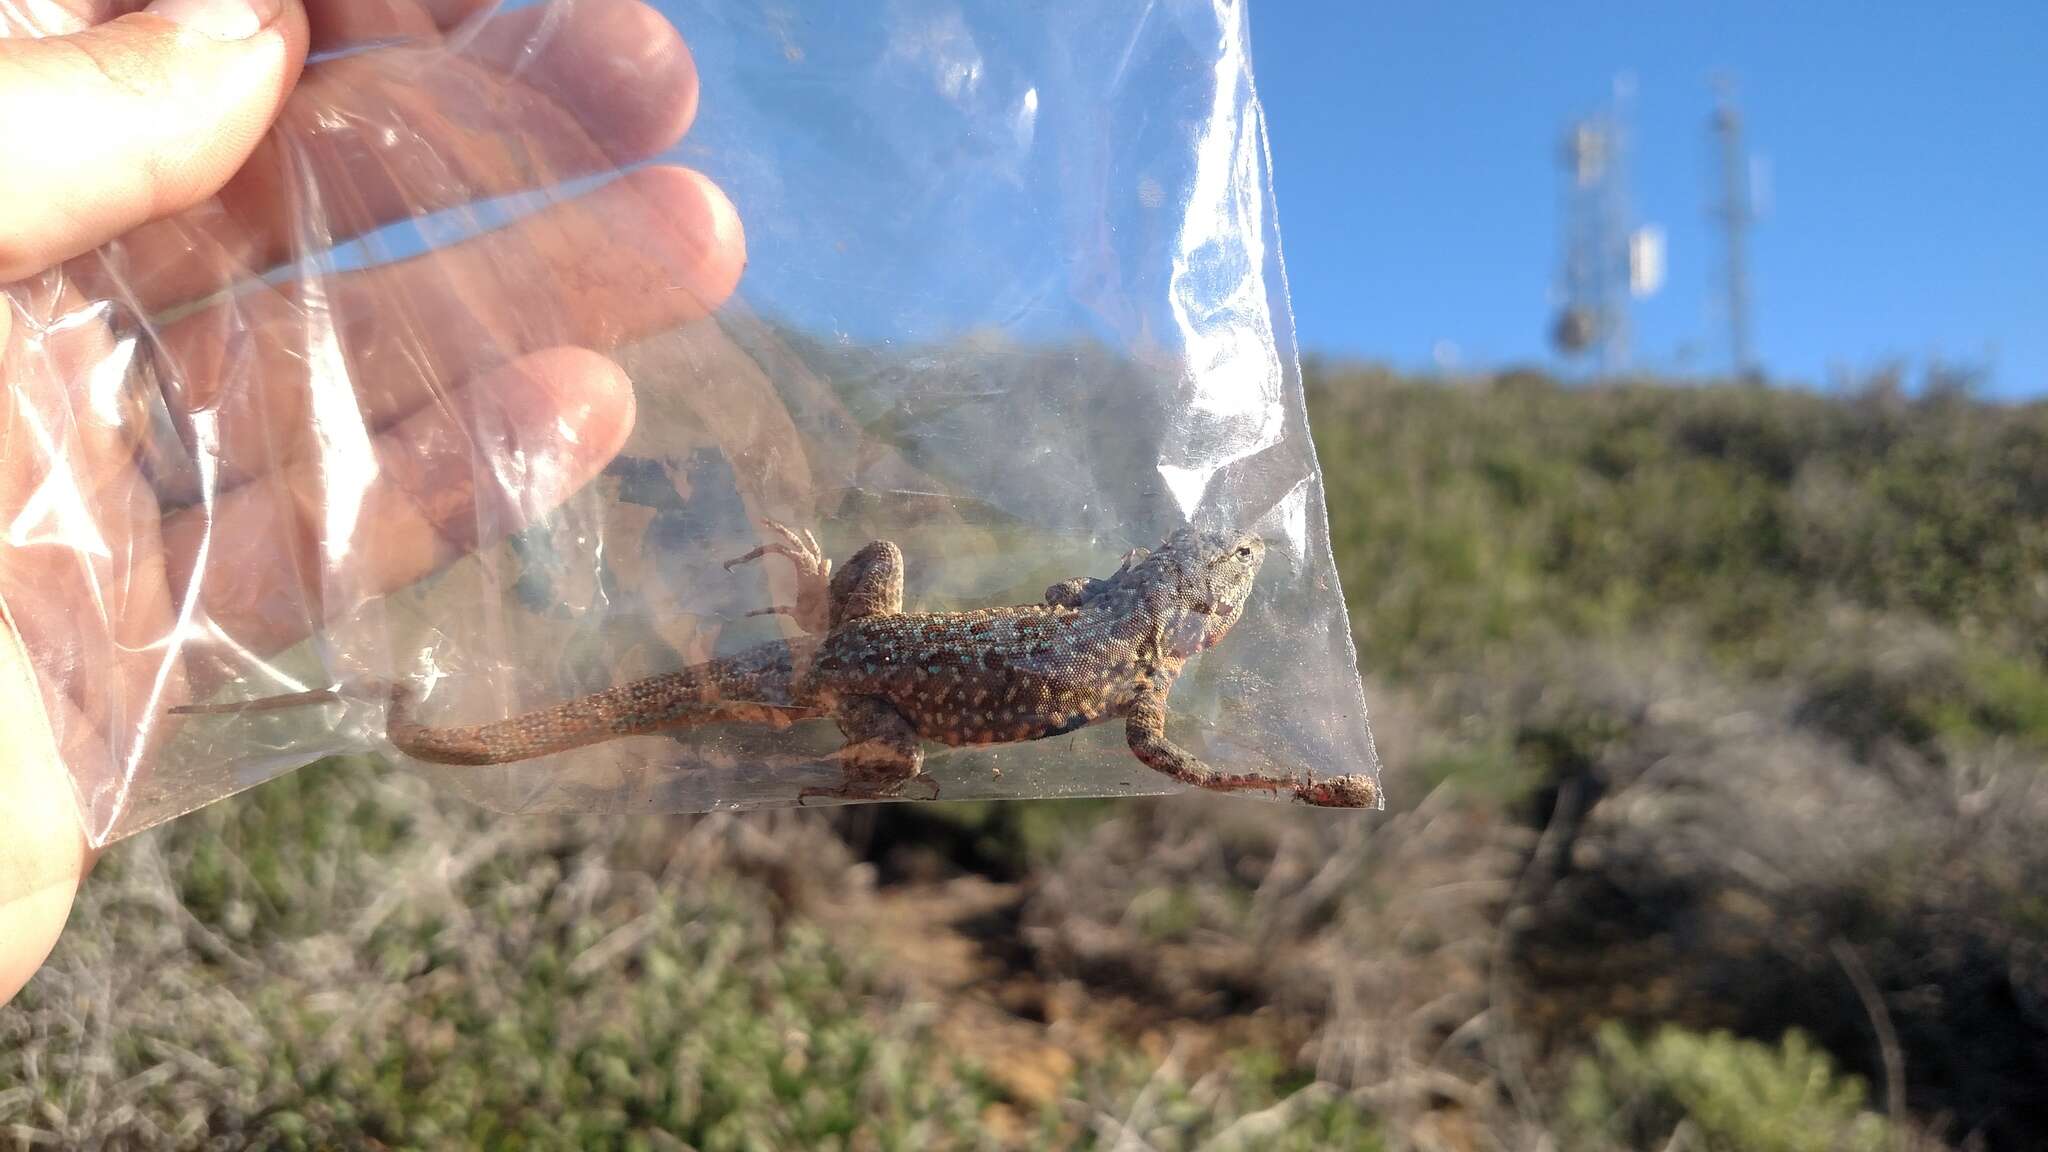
xmin=145 ymin=0 xmax=282 ymax=41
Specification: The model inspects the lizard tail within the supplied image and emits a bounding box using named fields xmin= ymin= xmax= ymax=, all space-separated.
xmin=385 ymin=647 xmax=822 ymax=766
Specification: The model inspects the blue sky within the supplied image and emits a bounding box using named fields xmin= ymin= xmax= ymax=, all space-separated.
xmin=1247 ymin=1 xmax=2047 ymax=396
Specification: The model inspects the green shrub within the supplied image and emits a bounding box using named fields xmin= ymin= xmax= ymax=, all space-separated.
xmin=1304 ymin=366 xmax=2048 ymax=692
xmin=1049 ymin=1046 xmax=1382 ymax=1152
xmin=1566 ymin=1023 xmax=1896 ymax=1152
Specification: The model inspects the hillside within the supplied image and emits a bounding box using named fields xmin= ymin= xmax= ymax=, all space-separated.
xmin=5 ymin=362 xmax=2044 ymax=1150
xmin=1309 ymin=362 xmax=2048 ymax=1147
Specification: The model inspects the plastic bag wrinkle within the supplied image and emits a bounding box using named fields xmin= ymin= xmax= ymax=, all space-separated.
xmin=2 ymin=0 xmax=1382 ymax=847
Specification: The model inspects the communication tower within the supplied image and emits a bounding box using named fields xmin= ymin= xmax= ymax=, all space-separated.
xmin=1551 ymin=77 xmax=1663 ymax=379
xmin=1710 ymin=77 xmax=1757 ymax=378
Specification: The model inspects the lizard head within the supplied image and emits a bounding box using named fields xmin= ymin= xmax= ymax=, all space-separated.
xmin=1147 ymin=527 xmax=1266 ymax=655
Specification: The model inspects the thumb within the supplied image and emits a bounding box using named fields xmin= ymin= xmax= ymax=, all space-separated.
xmin=0 ymin=1 xmax=309 ymax=282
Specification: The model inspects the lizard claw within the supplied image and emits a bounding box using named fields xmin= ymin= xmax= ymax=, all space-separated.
xmin=726 ymin=519 xmax=834 ymax=634
xmin=723 ymin=519 xmax=828 ymax=576
xmin=764 ymin=519 xmax=821 ymax=563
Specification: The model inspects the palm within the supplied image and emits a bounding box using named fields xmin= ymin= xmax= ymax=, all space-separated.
xmin=0 ymin=0 xmax=745 ymax=842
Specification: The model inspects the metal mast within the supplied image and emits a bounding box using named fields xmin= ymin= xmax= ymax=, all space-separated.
xmin=1710 ymin=77 xmax=1755 ymax=378
xmin=1552 ymin=76 xmax=1660 ymax=381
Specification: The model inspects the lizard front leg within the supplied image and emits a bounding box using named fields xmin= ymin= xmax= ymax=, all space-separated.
xmin=1124 ymin=688 xmax=1378 ymax=808
xmin=1043 ymin=576 xmax=1108 ymax=608
xmin=724 ymin=523 xmax=906 ymax=630
xmin=825 ymin=540 xmax=904 ymax=624
xmin=724 ymin=520 xmax=835 ymax=634
xmin=801 ymin=695 xmax=935 ymax=802
xmin=1045 ymin=547 xmax=1150 ymax=608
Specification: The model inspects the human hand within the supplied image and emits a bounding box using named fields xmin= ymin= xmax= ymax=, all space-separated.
xmin=1 ymin=0 xmax=745 ymax=1004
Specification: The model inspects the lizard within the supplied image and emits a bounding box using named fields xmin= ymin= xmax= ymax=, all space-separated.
xmin=175 ymin=522 xmax=1380 ymax=808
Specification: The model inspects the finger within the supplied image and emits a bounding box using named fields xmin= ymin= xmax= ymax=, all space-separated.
xmin=80 ymin=0 xmax=700 ymax=314
xmin=0 ymin=277 xmax=150 ymax=515
xmin=160 ymin=345 xmax=636 ymax=671
xmin=148 ymin=165 xmax=742 ymax=498
xmin=0 ymin=1 xmax=310 ymax=282
xmin=0 ymin=276 xmax=190 ymax=755
xmin=303 ymin=0 xmax=437 ymax=47
xmin=300 ymin=0 xmax=489 ymax=48
xmin=0 ymin=465 xmax=188 ymax=780
xmin=0 ymin=606 xmax=90 ymax=1007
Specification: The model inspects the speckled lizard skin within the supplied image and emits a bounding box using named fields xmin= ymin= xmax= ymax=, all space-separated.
xmin=183 ymin=523 xmax=1379 ymax=807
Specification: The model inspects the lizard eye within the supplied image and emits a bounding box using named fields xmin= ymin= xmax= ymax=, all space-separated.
xmin=1235 ymin=545 xmax=1254 ymax=559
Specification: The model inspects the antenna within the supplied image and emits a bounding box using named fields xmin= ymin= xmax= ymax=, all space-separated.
xmin=1551 ymin=75 xmax=1660 ymax=381
xmin=1710 ymin=75 xmax=1755 ymax=378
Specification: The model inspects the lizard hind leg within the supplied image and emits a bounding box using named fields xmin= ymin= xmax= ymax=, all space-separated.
xmin=802 ymin=695 xmax=933 ymax=803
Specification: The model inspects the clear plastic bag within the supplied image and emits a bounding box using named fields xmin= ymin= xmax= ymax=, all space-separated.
xmin=3 ymin=0 xmax=1381 ymax=848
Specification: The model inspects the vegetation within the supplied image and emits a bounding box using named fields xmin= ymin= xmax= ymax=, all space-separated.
xmin=1566 ymin=1025 xmax=1896 ymax=1152
xmin=1309 ymin=361 xmax=2048 ymax=732
xmin=6 ymin=360 xmax=2046 ymax=1149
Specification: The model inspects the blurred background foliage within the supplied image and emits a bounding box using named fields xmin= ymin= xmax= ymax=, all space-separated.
xmin=7 ymin=361 xmax=2044 ymax=1150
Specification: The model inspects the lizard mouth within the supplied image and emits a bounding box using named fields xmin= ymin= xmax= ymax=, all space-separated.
xmin=1200 ymin=603 xmax=1238 ymax=648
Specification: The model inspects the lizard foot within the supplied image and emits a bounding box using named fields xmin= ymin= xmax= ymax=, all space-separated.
xmin=798 ymin=773 xmax=939 ymax=804
xmin=1292 ymin=773 xmax=1380 ymax=809
xmin=723 ymin=519 xmax=826 ymax=574
xmin=724 ymin=520 xmax=833 ymax=634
